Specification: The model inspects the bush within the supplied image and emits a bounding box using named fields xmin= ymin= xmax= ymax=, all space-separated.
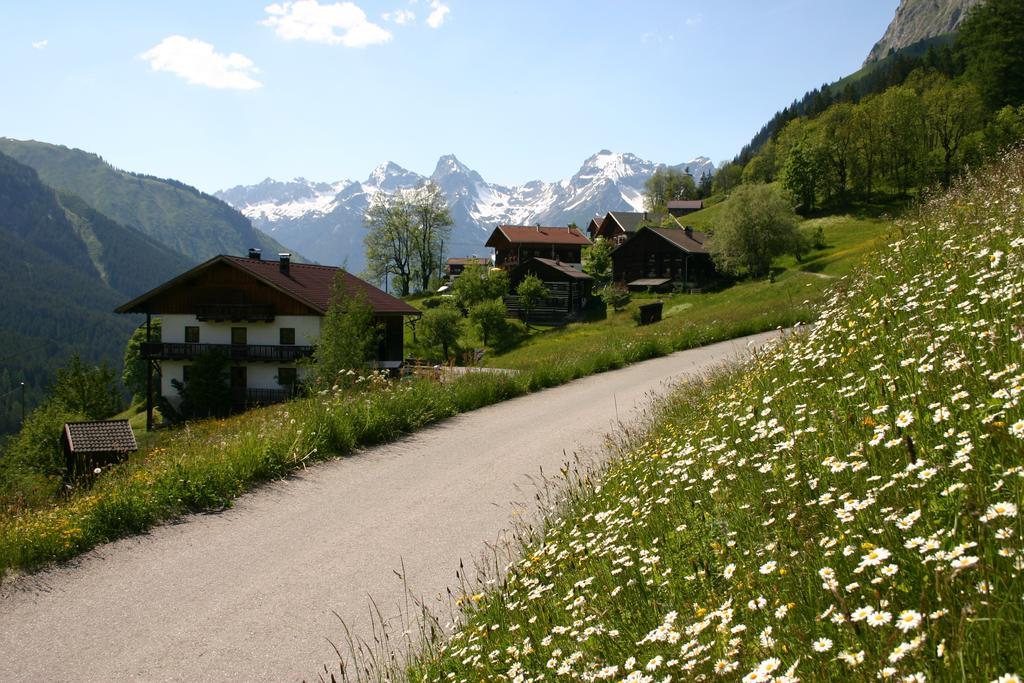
xmin=313 ymin=272 xmax=380 ymax=387
xmin=709 ymin=183 xmax=800 ymax=277
xmin=170 ymin=349 xmax=232 ymax=420
xmin=469 ymin=299 xmax=508 ymax=347
xmin=597 ymin=283 xmax=631 ymax=311
xmin=419 ymin=305 xmax=463 ymax=361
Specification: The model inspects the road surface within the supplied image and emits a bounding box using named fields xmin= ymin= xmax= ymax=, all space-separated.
xmin=0 ymin=330 xmax=780 ymax=681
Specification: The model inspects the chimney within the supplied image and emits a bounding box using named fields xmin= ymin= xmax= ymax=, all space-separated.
xmin=685 ymin=226 xmax=693 ymax=236
xmin=536 ymin=223 xmax=541 ymax=232
xmin=248 ymin=248 xmax=262 ymax=260
xmin=278 ymin=253 xmax=291 ymax=274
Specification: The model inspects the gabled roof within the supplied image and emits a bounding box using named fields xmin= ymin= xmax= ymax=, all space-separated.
xmin=667 ymin=200 xmax=704 ymax=211
xmin=640 ymin=226 xmax=710 ymax=254
xmin=519 ymin=257 xmax=594 ymax=281
xmin=586 ymin=216 xmax=604 ymax=237
xmin=63 ymin=420 xmax=138 ymax=454
xmin=116 ymin=255 xmax=420 ymax=317
xmin=605 ymin=211 xmax=678 ymax=235
xmin=485 ymin=225 xmax=591 ymax=248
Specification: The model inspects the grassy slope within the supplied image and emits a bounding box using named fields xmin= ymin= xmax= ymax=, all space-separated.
xmin=488 ymin=214 xmax=890 ymax=374
xmin=407 ymin=152 xmax=1024 ymax=681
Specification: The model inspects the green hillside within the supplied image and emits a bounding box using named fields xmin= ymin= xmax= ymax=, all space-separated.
xmin=0 ymin=138 xmax=292 ymax=263
xmin=0 ymin=152 xmax=191 ymax=435
xmin=407 ymin=143 xmax=1024 ymax=683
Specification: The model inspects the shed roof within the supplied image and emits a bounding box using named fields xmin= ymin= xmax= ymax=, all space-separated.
xmin=485 ymin=225 xmax=591 ymax=248
xmin=518 ymin=257 xmax=594 ymax=281
xmin=447 ymin=257 xmax=490 ymax=266
xmin=63 ymin=420 xmax=138 ymax=454
xmin=116 ymin=255 xmax=420 ymax=317
xmin=667 ymin=200 xmax=704 ymax=210
xmin=627 ymin=278 xmax=672 ymax=287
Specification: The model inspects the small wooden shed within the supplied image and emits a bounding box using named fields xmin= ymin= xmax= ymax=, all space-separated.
xmin=62 ymin=420 xmax=138 ymax=478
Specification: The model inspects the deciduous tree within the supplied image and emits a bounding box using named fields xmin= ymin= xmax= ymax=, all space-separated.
xmin=709 ymin=184 xmax=800 ymax=278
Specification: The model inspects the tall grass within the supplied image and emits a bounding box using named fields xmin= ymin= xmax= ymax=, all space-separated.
xmin=400 ymin=150 xmax=1024 ymax=681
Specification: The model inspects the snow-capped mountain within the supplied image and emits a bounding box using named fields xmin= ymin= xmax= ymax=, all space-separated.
xmin=216 ymin=151 xmax=714 ymax=272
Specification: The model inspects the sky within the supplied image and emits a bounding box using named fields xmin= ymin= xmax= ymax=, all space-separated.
xmin=1 ymin=1 xmax=899 ymax=193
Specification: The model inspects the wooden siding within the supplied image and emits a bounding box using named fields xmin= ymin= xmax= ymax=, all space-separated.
xmin=134 ymin=261 xmax=320 ymax=316
xmin=611 ymin=230 xmax=716 ymax=287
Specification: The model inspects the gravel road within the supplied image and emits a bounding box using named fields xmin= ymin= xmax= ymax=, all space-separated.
xmin=0 ymin=330 xmax=781 ymax=681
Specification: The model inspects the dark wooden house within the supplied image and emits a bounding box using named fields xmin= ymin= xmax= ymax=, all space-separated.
xmin=505 ymin=257 xmax=594 ymax=323
xmin=485 ymin=225 xmax=591 ymax=270
xmin=116 ymin=251 xmax=420 ymax=427
xmin=611 ymin=226 xmax=716 ymax=291
xmin=667 ymin=199 xmax=704 ymax=217
xmin=63 ymin=420 xmax=138 ymax=478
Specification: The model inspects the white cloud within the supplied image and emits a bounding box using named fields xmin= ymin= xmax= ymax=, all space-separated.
xmin=685 ymin=15 xmax=703 ymax=28
xmin=139 ymin=36 xmax=262 ymax=90
xmin=263 ymin=1 xmax=392 ymax=47
xmin=426 ymin=0 xmax=449 ymax=28
xmin=31 ymin=39 xmax=48 ymax=50
xmin=382 ymin=8 xmax=416 ymax=24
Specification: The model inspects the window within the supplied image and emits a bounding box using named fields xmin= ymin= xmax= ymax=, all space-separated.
xmin=231 ymin=327 xmax=247 ymax=345
xmin=185 ymin=326 xmax=199 ymax=343
xmin=279 ymin=327 xmax=295 ymax=345
xmin=182 ymin=365 xmax=192 ymax=384
xmin=277 ymin=368 xmax=297 ymax=386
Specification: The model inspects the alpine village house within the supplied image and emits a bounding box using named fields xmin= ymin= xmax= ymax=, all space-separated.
xmin=116 ymin=250 xmax=419 ymax=429
xmin=485 ymin=224 xmax=594 ymax=323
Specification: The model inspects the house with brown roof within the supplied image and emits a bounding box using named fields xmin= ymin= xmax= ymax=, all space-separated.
xmin=116 ymin=249 xmax=420 ymax=425
xmin=611 ymin=226 xmax=717 ymax=292
xmin=667 ymin=199 xmax=704 ymax=217
xmin=505 ymin=257 xmax=594 ymax=323
xmin=485 ymin=225 xmax=591 ymax=270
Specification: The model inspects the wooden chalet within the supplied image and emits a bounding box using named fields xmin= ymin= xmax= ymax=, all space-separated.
xmin=591 ymin=211 xmax=672 ymax=246
xmin=586 ymin=216 xmax=604 ymax=240
xmin=505 ymin=257 xmax=594 ymax=323
xmin=485 ymin=225 xmax=591 ymax=270
xmin=611 ymin=226 xmax=716 ymax=292
xmin=116 ymin=250 xmax=420 ymax=428
xmin=446 ymin=257 xmax=490 ymax=280
xmin=63 ymin=419 xmax=138 ymax=479
xmin=667 ymin=199 xmax=704 ymax=217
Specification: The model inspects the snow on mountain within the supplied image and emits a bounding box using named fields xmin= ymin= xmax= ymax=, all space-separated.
xmin=215 ymin=151 xmax=714 ymax=272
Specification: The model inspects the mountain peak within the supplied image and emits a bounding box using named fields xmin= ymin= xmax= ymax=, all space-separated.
xmin=433 ymin=154 xmax=472 ymax=177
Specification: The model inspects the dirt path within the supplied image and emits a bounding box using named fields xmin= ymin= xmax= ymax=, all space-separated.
xmin=0 ymin=331 xmax=781 ymax=682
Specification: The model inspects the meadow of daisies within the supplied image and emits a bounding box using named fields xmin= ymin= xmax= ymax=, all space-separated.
xmin=400 ymin=150 xmax=1024 ymax=682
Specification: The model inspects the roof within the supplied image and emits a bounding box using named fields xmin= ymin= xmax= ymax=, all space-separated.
xmin=644 ymin=226 xmax=710 ymax=254
xmin=667 ymin=200 xmax=704 ymax=210
xmin=116 ymin=255 xmax=420 ymax=317
xmin=520 ymin=257 xmax=594 ymax=281
xmin=605 ymin=212 xmax=677 ymax=234
xmin=628 ymin=278 xmax=672 ymax=287
xmin=485 ymin=225 xmax=591 ymax=248
xmin=447 ymin=257 xmax=490 ymax=266
xmin=63 ymin=420 xmax=138 ymax=454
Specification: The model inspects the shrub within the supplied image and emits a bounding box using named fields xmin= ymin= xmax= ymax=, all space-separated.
xmin=419 ymin=305 xmax=463 ymax=361
xmin=469 ymin=299 xmax=508 ymax=347
xmin=597 ymin=283 xmax=631 ymax=311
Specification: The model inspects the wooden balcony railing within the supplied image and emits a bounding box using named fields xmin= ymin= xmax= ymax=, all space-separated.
xmin=141 ymin=342 xmax=314 ymax=363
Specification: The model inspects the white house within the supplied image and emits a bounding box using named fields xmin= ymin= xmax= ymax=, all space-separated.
xmin=116 ymin=250 xmax=419 ymax=428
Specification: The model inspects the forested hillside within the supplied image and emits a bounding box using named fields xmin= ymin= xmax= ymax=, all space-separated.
xmin=0 ymin=152 xmax=191 ymax=435
xmin=0 ymin=138 xmax=292 ymax=263
xmin=717 ymin=0 xmax=1024 ymax=214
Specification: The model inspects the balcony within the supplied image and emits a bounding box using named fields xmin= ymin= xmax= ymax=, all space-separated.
xmin=232 ymin=387 xmax=299 ymax=408
xmin=195 ymin=304 xmax=275 ymax=322
xmin=141 ymin=342 xmax=314 ymax=363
